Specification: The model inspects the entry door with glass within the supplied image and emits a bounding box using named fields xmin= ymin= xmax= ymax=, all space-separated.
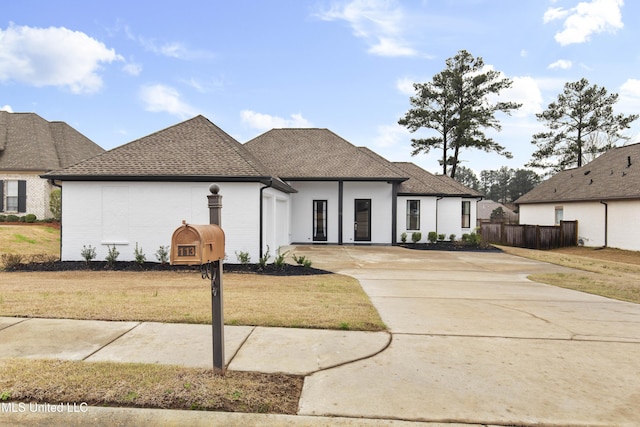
xmin=354 ymin=199 xmax=371 ymax=241
xmin=313 ymin=200 xmax=328 ymax=241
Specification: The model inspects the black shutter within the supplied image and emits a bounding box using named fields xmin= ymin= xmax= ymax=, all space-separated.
xmin=17 ymin=180 xmax=27 ymax=213
xmin=0 ymin=180 xmax=4 ymax=212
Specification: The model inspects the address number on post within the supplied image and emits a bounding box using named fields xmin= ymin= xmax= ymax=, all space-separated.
xmin=177 ymin=245 xmax=196 ymax=257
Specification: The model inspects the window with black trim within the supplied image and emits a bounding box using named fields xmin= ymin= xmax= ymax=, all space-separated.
xmin=406 ymin=200 xmax=420 ymax=230
xmin=313 ymin=200 xmax=328 ymax=241
xmin=461 ymin=201 xmax=471 ymax=228
xmin=1 ymin=180 xmax=26 ymax=213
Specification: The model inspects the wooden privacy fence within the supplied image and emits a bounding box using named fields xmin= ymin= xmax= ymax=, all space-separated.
xmin=480 ymin=220 xmax=578 ymax=250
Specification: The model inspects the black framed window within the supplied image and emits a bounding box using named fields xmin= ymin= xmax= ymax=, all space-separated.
xmin=406 ymin=200 xmax=420 ymax=230
xmin=313 ymin=200 xmax=328 ymax=241
xmin=3 ymin=180 xmax=26 ymax=213
xmin=462 ymin=201 xmax=471 ymax=228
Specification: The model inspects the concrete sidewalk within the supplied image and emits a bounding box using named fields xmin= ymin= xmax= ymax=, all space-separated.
xmin=2 ymin=245 xmax=640 ymax=426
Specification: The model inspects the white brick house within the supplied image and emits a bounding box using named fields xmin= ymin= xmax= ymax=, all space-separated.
xmin=44 ymin=116 xmax=481 ymax=261
xmin=516 ymin=143 xmax=640 ymax=251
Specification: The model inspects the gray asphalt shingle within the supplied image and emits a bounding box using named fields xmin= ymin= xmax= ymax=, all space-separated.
xmin=516 ymin=143 xmax=640 ymax=204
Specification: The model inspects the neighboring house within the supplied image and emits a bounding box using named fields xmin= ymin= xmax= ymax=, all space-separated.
xmin=44 ymin=115 xmax=481 ymax=262
xmin=516 ymin=143 xmax=640 ymax=251
xmin=0 ymin=111 xmax=104 ymax=219
xmin=476 ymin=200 xmax=518 ymax=225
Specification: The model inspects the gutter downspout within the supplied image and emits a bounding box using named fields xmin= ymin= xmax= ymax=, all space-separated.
xmin=435 ymin=196 xmax=443 ymax=236
xmin=259 ymin=179 xmax=274 ymax=259
xmin=599 ymin=200 xmax=608 ymax=248
xmin=391 ymin=181 xmax=398 ymax=245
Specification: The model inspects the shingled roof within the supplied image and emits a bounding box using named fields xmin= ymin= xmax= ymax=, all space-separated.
xmin=44 ymin=115 xmax=294 ymax=192
xmin=244 ymin=129 xmax=407 ymax=180
xmin=394 ymin=162 xmax=483 ymax=197
xmin=0 ymin=111 xmax=104 ymax=171
xmin=516 ymin=142 xmax=640 ymax=204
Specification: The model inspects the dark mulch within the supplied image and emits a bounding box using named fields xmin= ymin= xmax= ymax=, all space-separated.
xmin=4 ymin=260 xmax=331 ymax=276
xmin=400 ymin=242 xmax=502 ymax=252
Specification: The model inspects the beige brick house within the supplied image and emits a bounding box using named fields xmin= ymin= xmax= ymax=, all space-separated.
xmin=0 ymin=111 xmax=104 ymax=220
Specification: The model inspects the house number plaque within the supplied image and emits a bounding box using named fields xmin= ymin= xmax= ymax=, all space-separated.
xmin=177 ymin=245 xmax=196 ymax=257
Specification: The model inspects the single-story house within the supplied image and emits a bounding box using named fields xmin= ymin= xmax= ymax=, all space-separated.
xmin=0 ymin=111 xmax=104 ymax=219
xmin=516 ymin=142 xmax=640 ymax=251
xmin=44 ymin=115 xmax=481 ymax=262
xmin=476 ymin=200 xmax=518 ymax=225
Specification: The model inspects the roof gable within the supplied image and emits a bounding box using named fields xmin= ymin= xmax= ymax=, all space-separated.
xmin=44 ymin=116 xmax=291 ymax=190
xmin=516 ymin=143 xmax=640 ymax=204
xmin=244 ymin=129 xmax=407 ymax=180
xmin=0 ymin=111 xmax=103 ymax=171
xmin=394 ymin=162 xmax=482 ymax=197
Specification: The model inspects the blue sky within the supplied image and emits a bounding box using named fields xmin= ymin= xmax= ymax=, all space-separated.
xmin=2 ymin=0 xmax=639 ymax=175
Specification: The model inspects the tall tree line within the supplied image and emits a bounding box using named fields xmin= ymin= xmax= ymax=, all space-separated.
xmin=455 ymin=165 xmax=541 ymax=204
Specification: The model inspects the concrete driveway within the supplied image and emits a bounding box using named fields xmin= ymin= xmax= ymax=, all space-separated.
xmin=291 ymin=245 xmax=640 ymax=426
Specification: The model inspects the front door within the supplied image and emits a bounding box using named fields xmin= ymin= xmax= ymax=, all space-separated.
xmin=354 ymin=199 xmax=371 ymax=241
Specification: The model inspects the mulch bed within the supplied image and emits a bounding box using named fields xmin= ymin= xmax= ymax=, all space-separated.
xmin=400 ymin=242 xmax=502 ymax=252
xmin=4 ymin=260 xmax=331 ymax=275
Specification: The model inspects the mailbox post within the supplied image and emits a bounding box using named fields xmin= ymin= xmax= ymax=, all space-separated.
xmin=207 ymin=184 xmax=224 ymax=373
xmin=170 ymin=184 xmax=225 ymax=373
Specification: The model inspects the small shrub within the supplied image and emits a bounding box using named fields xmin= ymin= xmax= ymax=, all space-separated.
xmin=235 ymin=251 xmax=251 ymax=265
xmin=105 ymin=245 xmax=120 ymax=267
xmin=400 ymin=232 xmax=407 ymax=243
xmin=7 ymin=214 xmax=19 ymax=222
xmin=28 ymin=254 xmax=58 ymax=263
xmin=449 ymin=234 xmax=456 ymax=242
xmin=292 ymin=254 xmax=312 ymax=268
xmin=438 ymin=233 xmax=445 ymax=241
xmin=1 ymin=253 xmax=23 ymax=269
xmin=155 ymin=245 xmax=169 ymax=264
xmin=258 ymin=246 xmax=270 ymax=269
xmin=273 ymin=247 xmax=289 ymax=270
xmin=0 ymin=215 xmax=6 ymax=222
xmin=411 ymin=231 xmax=422 ymax=243
xmin=18 ymin=216 xmax=26 ymax=223
xmin=24 ymin=214 xmax=37 ymax=223
xmin=80 ymin=245 xmax=97 ymax=264
xmin=461 ymin=233 xmax=470 ymax=242
xmin=467 ymin=232 xmax=482 ymax=246
xmin=134 ymin=243 xmax=146 ymax=265
xmin=427 ymin=231 xmax=437 ymax=243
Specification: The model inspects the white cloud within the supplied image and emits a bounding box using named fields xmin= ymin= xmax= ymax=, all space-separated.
xmin=316 ymin=0 xmax=417 ymax=57
xmin=240 ymin=110 xmax=312 ymax=131
xmin=138 ymin=37 xmax=214 ymax=60
xmin=520 ymin=49 xmax=528 ymax=57
xmin=548 ymin=59 xmax=573 ymax=70
xmin=122 ymin=61 xmax=142 ymax=76
xmin=545 ymin=0 xmax=624 ymax=45
xmin=1 ymin=105 xmax=13 ymax=112
xmin=0 ymin=24 xmax=122 ymax=94
xmin=618 ymin=78 xmax=640 ymax=113
xmin=503 ymin=76 xmax=544 ymax=117
xmin=396 ymin=77 xmax=415 ymax=96
xmin=139 ymin=84 xmax=198 ymax=118
xmin=374 ymin=123 xmax=410 ymax=148
xmin=543 ymin=7 xmax=570 ymax=23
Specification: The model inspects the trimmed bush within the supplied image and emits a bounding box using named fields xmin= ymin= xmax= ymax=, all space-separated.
xmin=24 ymin=214 xmax=37 ymax=223
xmin=411 ymin=232 xmax=422 ymax=243
xmin=427 ymin=231 xmax=438 ymax=243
